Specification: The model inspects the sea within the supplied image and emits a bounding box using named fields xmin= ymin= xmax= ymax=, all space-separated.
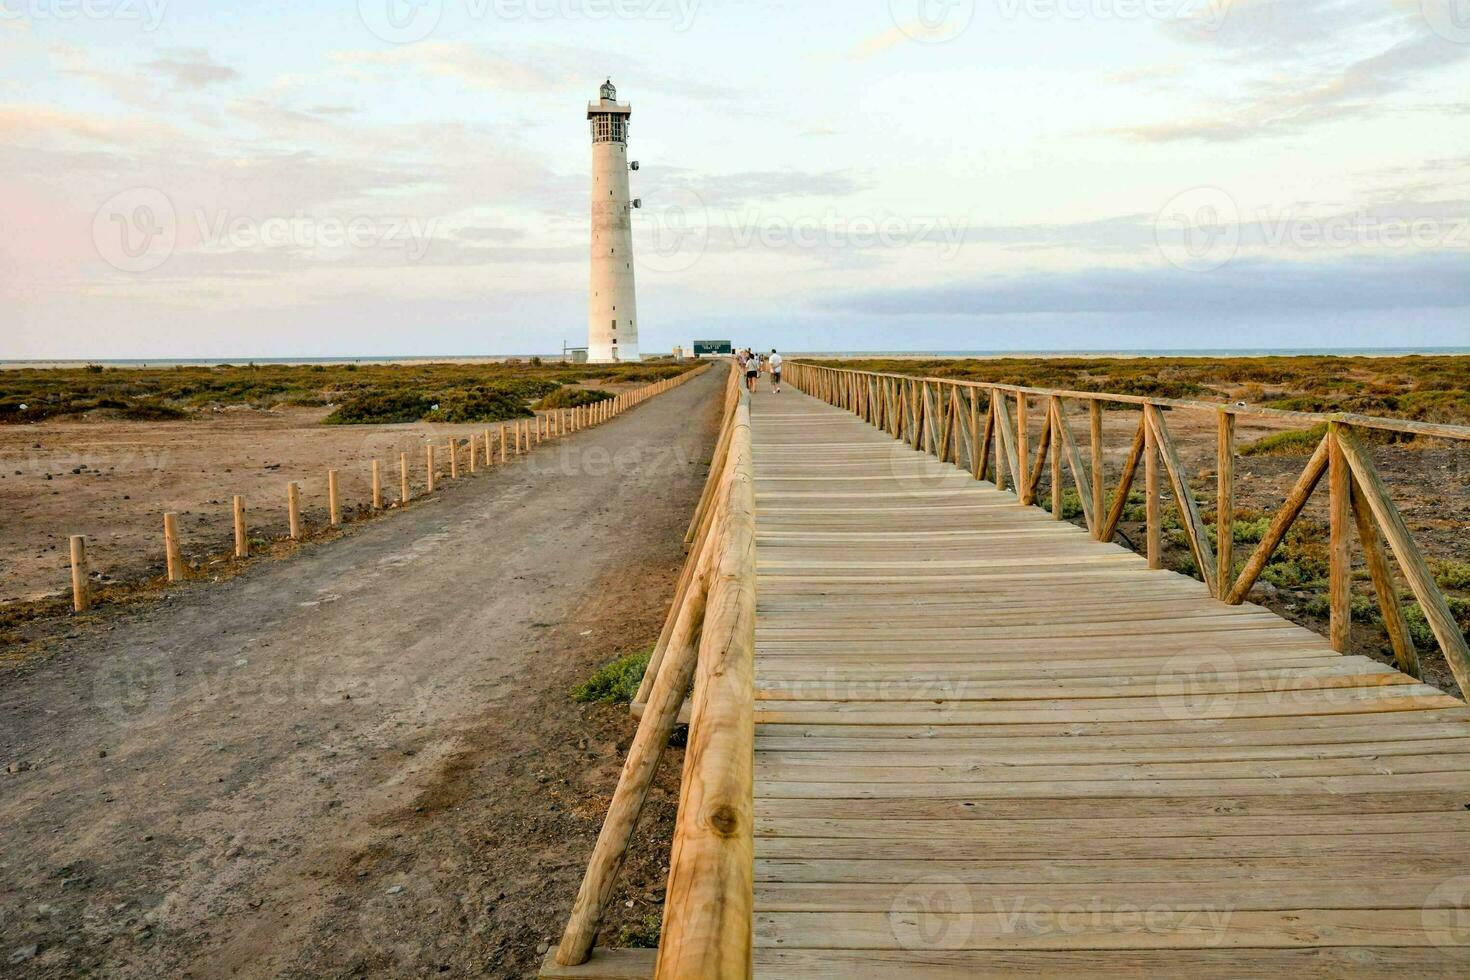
xmin=4 ymin=347 xmax=1469 ymax=369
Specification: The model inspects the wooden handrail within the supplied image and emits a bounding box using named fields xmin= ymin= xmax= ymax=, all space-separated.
xmin=655 ymin=395 xmax=756 ymax=979
xmin=794 ymin=361 xmax=1470 ymax=442
xmin=550 ymin=362 xmax=755 ymax=976
xmin=785 ymin=360 xmax=1470 ymax=702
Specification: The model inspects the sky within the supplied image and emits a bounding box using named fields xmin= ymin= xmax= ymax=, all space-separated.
xmin=2 ymin=0 xmax=1469 ymax=358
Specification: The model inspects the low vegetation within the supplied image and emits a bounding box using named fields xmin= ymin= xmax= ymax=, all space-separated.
xmin=571 ymin=648 xmax=651 ymax=704
xmin=535 ymin=387 xmax=613 ymax=410
xmin=0 ymin=360 xmax=696 ymax=426
xmin=809 ymin=355 xmax=1470 ymax=428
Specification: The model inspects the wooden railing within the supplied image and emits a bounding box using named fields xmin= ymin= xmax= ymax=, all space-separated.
xmin=785 ymin=361 xmax=1470 ymax=700
xmin=550 ymin=361 xmax=755 ymax=978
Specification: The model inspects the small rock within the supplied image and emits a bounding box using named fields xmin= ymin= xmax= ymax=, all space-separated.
xmin=8 ymin=945 xmax=38 ymax=965
xmin=536 ymin=942 xmax=549 ymax=955
xmin=385 ymin=885 xmax=405 ymax=895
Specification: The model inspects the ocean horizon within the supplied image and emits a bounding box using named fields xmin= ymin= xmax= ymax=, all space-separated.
xmin=4 ymin=346 xmax=1469 ymax=369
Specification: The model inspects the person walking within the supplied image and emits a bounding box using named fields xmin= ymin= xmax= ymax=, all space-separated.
xmin=745 ymin=350 xmax=760 ymax=393
xmin=768 ymin=349 xmax=783 ymax=393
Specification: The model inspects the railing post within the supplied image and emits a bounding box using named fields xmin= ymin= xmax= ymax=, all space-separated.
xmin=1327 ymin=421 xmax=1352 ymax=652
xmin=1089 ymin=401 xmax=1104 ymax=539
xmin=1144 ymin=412 xmax=1161 ymax=569
xmin=1217 ymin=411 xmax=1234 ymax=592
xmin=1016 ymin=393 xmax=1032 ymax=506
xmin=1049 ymin=398 xmax=1063 ymax=519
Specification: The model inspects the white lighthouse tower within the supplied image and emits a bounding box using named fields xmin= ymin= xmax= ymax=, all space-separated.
xmin=587 ymin=79 xmax=640 ymax=363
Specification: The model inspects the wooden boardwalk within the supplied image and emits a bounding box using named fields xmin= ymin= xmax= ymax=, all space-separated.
xmin=745 ymin=385 xmax=1470 ymax=976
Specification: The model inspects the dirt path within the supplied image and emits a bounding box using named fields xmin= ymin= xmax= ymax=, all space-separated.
xmin=0 ymin=367 xmax=724 ymax=978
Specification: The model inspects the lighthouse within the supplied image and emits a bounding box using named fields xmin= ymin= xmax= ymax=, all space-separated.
xmin=587 ymin=79 xmax=640 ymax=363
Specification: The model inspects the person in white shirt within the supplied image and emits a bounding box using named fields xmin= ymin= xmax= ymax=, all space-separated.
xmin=768 ymin=350 xmax=783 ymax=393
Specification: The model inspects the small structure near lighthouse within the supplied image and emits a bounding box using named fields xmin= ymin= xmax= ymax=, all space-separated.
xmin=587 ymin=79 xmax=640 ymax=363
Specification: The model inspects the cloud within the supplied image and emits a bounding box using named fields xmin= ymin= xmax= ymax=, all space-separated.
xmin=844 ymin=25 xmax=912 ymax=61
xmin=144 ymin=48 xmax=241 ymax=89
xmin=832 ymin=252 xmax=1470 ymax=316
xmin=1115 ymin=2 xmax=1470 ymax=142
xmin=331 ymin=42 xmax=571 ymax=92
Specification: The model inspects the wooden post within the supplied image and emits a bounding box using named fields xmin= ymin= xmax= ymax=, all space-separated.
xmin=536 ymin=414 xmax=544 ymax=444
xmin=233 ymin=495 xmax=248 ymax=558
xmin=372 ymin=460 xmax=383 ymax=510
xmin=1216 ymin=411 xmax=1234 ymax=592
xmin=1089 ymin=401 xmax=1104 ymax=539
xmin=400 ymin=453 xmax=410 ymax=505
xmin=500 ymin=424 xmax=508 ymax=462
xmin=992 ymin=392 xmax=1006 ymax=493
xmin=328 ymin=469 xmax=341 ymax=525
xmin=1144 ymin=415 xmax=1160 ymax=569
xmin=426 ymin=444 xmax=436 ymax=492
xmin=484 ymin=428 xmax=493 ymax=466
xmin=1336 ymin=425 xmax=1470 ymax=696
xmin=287 ymin=482 xmax=302 ymax=540
xmin=69 ymin=535 xmax=90 ymax=612
xmin=449 ymin=439 xmax=459 ymax=479
xmin=1016 ymin=394 xmax=1031 ymax=505
xmin=468 ymin=434 xmax=478 ymax=473
xmin=164 ymin=511 xmax=184 ymax=580
xmin=1351 ymin=474 xmax=1420 ymax=678
xmin=1327 ymin=422 xmax=1352 ymax=652
xmin=1050 ymin=400 xmax=1063 ymax=520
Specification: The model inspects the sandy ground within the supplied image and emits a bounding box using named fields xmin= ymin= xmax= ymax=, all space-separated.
xmin=0 ymin=388 xmax=644 ymax=604
xmin=0 ymin=367 xmax=724 ymax=978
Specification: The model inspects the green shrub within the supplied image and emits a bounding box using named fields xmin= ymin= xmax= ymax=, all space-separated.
xmin=1404 ymin=598 xmax=1470 ymax=649
xmin=571 ymin=649 xmax=651 ymax=704
xmin=615 ymin=914 xmax=662 ymax=948
xmin=1431 ymin=559 xmax=1470 ymax=592
xmin=1240 ymin=424 xmax=1328 ymax=457
xmin=1038 ymin=487 xmax=1084 ymax=519
xmin=324 ymin=391 xmax=436 ymax=425
xmin=536 ymin=387 xmax=612 ymax=410
xmin=1301 ymin=594 xmax=1379 ymax=622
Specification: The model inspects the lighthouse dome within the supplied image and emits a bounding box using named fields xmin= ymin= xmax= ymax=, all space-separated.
xmin=599 ymin=79 xmax=617 ymax=101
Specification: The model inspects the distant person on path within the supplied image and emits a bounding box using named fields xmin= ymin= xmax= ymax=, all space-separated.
xmin=745 ymin=352 xmax=760 ymax=393
xmin=768 ymin=349 xmax=782 ymax=393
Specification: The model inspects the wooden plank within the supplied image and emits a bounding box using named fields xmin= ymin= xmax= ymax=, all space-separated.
xmin=751 ymin=947 xmax=1470 ymax=978
xmin=755 ymin=908 xmax=1470 ymax=950
xmin=541 ymin=948 xmax=654 ymax=979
